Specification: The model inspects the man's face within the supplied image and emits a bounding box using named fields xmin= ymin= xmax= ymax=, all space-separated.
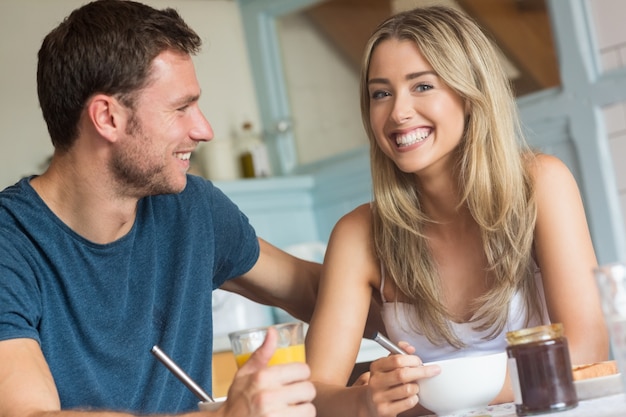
xmin=110 ymin=50 xmax=213 ymax=197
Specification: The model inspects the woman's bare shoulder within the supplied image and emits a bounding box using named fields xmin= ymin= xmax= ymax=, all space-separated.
xmin=529 ymin=152 xmax=572 ymax=176
xmin=327 ymin=203 xmax=377 ymax=275
xmin=529 ymin=153 xmax=584 ymax=216
xmin=528 ymin=153 xmax=577 ymax=190
xmin=334 ymin=203 xmax=372 ymax=231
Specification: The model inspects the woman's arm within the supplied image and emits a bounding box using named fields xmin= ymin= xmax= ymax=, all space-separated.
xmin=532 ymin=153 xmax=609 ymax=365
xmin=306 ymin=205 xmax=377 ymax=387
xmin=306 ymin=205 xmax=437 ymax=417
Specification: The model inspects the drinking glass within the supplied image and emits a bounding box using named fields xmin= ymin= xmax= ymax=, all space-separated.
xmin=228 ymin=321 xmax=305 ymax=368
xmin=594 ymin=262 xmax=626 ymax=388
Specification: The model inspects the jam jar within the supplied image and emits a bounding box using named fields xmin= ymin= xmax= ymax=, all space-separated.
xmin=506 ymin=323 xmax=578 ymax=415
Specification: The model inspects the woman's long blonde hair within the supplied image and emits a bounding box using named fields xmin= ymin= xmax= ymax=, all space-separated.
xmin=360 ymin=6 xmax=540 ymax=347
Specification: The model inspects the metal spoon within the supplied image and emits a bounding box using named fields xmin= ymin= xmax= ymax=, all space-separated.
xmin=151 ymin=345 xmax=215 ymax=403
xmin=372 ymin=332 xmax=408 ymax=355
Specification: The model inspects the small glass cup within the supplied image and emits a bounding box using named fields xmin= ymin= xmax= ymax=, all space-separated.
xmin=228 ymin=321 xmax=306 ymax=368
xmin=594 ymin=262 xmax=626 ymax=389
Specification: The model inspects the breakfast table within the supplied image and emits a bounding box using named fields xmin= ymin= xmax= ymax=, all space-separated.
xmin=425 ymin=392 xmax=626 ymax=417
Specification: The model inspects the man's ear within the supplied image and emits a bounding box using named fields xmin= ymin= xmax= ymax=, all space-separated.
xmin=86 ymin=94 xmax=127 ymax=143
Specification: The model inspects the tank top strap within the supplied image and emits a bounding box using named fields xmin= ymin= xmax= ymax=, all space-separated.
xmin=380 ymin=264 xmax=387 ymax=303
xmin=372 ymin=201 xmax=388 ymax=303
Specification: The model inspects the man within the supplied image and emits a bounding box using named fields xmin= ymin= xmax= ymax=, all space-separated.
xmin=0 ymin=1 xmax=319 ymax=415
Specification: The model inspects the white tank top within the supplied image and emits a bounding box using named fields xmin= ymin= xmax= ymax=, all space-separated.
xmin=380 ymin=264 xmax=550 ymax=363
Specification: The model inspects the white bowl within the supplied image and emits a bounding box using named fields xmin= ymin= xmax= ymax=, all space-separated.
xmin=198 ymin=398 xmax=226 ymax=411
xmin=418 ymin=351 xmax=507 ymax=416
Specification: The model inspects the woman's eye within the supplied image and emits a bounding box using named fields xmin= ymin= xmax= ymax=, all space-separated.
xmin=415 ymin=83 xmax=434 ymax=92
xmin=371 ymin=90 xmax=391 ymax=100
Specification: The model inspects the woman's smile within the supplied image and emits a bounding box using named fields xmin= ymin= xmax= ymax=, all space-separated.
xmin=392 ymin=127 xmax=432 ymax=149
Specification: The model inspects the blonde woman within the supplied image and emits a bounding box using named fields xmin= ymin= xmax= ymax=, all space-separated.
xmin=306 ymin=6 xmax=608 ymax=417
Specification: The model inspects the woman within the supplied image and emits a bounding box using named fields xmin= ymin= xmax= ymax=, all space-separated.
xmin=305 ymin=6 xmax=608 ymax=417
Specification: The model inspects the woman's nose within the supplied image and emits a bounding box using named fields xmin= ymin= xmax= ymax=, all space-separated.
xmin=390 ymin=92 xmax=414 ymax=124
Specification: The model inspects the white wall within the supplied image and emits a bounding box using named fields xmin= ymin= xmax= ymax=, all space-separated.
xmin=277 ymin=12 xmax=366 ymax=166
xmin=0 ymin=0 xmax=260 ymax=189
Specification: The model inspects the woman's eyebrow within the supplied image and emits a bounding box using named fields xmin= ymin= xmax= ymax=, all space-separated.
xmin=368 ymin=77 xmax=389 ymax=86
xmin=406 ymin=70 xmax=437 ymax=80
xmin=368 ymin=70 xmax=437 ymax=86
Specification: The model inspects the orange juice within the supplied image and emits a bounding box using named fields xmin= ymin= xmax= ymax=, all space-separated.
xmin=235 ymin=343 xmax=306 ymax=368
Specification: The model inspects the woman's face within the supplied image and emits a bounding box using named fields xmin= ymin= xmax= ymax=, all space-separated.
xmin=367 ymin=38 xmax=466 ymax=179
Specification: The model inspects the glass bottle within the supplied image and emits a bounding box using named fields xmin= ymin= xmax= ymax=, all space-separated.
xmin=236 ymin=121 xmax=271 ymax=178
xmin=506 ymin=323 xmax=578 ymax=415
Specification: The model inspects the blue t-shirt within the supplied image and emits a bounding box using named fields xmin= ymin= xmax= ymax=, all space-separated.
xmin=0 ymin=175 xmax=260 ymax=414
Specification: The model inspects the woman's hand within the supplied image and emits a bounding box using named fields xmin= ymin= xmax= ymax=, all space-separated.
xmin=365 ymin=343 xmax=441 ymax=417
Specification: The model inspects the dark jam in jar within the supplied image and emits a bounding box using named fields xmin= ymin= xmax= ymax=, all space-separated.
xmin=506 ymin=324 xmax=578 ymax=415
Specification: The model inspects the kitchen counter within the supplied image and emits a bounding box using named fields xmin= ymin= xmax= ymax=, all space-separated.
xmin=213 ymin=334 xmax=388 ymax=363
xmin=441 ymin=393 xmax=626 ymax=417
xmin=212 ymin=332 xmax=625 ymax=416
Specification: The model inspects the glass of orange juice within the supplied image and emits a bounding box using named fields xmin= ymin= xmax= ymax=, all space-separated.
xmin=228 ymin=321 xmax=306 ymax=368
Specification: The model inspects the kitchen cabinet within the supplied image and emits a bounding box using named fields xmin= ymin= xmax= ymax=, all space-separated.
xmin=212 ymin=350 xmax=238 ymax=398
xmin=213 ymin=145 xmax=372 ymax=248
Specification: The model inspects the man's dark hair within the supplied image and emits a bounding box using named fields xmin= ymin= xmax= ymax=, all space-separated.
xmin=37 ymin=0 xmax=202 ymax=151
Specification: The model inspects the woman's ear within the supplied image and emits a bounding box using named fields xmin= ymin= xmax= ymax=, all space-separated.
xmin=86 ymin=94 xmax=127 ymax=143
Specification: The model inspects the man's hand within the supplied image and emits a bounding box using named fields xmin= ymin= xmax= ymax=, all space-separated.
xmin=220 ymin=327 xmax=316 ymax=417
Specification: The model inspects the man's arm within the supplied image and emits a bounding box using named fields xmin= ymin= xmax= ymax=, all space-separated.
xmin=221 ymin=238 xmax=387 ymax=337
xmin=0 ymin=338 xmax=149 ymax=417
xmin=0 ymin=336 xmax=315 ymax=417
xmin=0 ymin=338 xmax=61 ymax=417
xmin=220 ymin=238 xmax=321 ymax=323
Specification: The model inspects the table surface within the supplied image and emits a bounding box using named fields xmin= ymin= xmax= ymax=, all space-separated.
xmin=425 ymin=393 xmax=626 ymax=417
